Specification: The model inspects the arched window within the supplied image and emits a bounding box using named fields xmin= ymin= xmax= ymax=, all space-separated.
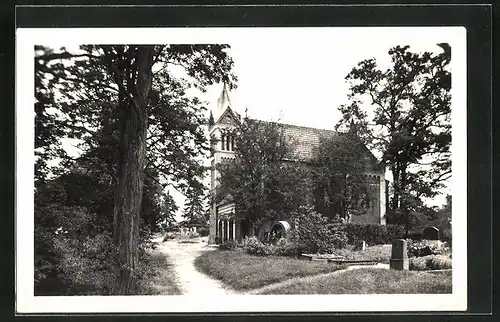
xmin=226 ymin=135 xmax=230 ymax=150
xmin=221 ymin=135 xmax=225 ymax=150
xmin=231 ymin=136 xmax=235 ymax=151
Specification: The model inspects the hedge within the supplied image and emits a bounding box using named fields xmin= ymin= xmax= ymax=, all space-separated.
xmin=341 ymin=223 xmax=405 ymax=245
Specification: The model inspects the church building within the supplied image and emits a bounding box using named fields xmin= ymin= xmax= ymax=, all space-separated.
xmin=207 ymin=84 xmax=387 ymax=244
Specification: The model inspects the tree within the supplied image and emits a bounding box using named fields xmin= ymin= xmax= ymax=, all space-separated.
xmin=310 ymin=129 xmax=376 ymax=221
xmin=35 ymin=44 xmax=236 ymax=293
xmin=336 ymin=44 xmax=451 ymax=233
xmin=217 ymin=118 xmax=312 ymax=227
xmin=160 ymin=191 xmax=179 ymax=231
xmin=181 ymin=186 xmax=208 ymax=226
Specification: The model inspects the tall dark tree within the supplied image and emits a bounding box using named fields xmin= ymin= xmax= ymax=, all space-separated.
xmin=160 ymin=191 xmax=178 ymax=231
xmin=311 ymin=130 xmax=376 ymax=221
xmin=35 ymin=44 xmax=236 ymax=293
xmin=336 ymin=45 xmax=451 ymax=233
xmin=217 ymin=118 xmax=312 ymax=227
xmin=181 ymin=186 xmax=208 ymax=226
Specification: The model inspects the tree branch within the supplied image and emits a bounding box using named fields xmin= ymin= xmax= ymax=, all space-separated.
xmin=36 ymin=52 xmax=101 ymax=61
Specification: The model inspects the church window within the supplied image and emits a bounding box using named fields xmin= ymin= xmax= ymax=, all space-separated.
xmin=221 ymin=135 xmax=225 ymax=150
xmin=231 ymin=136 xmax=235 ymax=151
xmin=226 ymin=135 xmax=230 ymax=150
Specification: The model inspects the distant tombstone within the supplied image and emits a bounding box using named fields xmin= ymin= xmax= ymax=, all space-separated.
xmin=390 ymin=239 xmax=409 ymax=270
xmin=354 ymin=240 xmax=366 ymax=251
xmin=423 ymin=226 xmax=440 ymax=240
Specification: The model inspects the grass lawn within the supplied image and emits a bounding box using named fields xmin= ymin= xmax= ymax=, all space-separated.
xmin=335 ymin=245 xmax=392 ymax=264
xmin=259 ymin=268 xmax=452 ymax=294
xmin=194 ymin=250 xmax=346 ymax=291
xmin=138 ymin=251 xmax=182 ymax=295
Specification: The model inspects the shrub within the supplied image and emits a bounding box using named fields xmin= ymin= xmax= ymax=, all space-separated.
xmin=342 ymin=223 xmax=405 ymax=245
xmin=406 ymin=240 xmax=450 ymax=258
xmin=290 ymin=210 xmax=348 ymax=253
xmin=239 ymin=237 xmax=302 ymax=257
xmin=34 ymin=205 xmax=121 ymax=295
xmin=409 ymin=255 xmax=452 ymax=270
xmin=427 ymin=255 xmax=452 ymax=270
xmin=218 ymin=240 xmax=239 ymax=251
xmin=51 ymin=231 xmax=119 ymax=295
xmin=197 ymin=227 xmax=209 ymax=237
xmin=409 ymin=257 xmax=427 ymax=270
xmin=241 ymin=236 xmax=273 ymax=256
xmin=273 ymin=238 xmax=301 ymax=257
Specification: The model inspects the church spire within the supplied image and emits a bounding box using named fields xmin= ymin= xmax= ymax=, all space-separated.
xmin=208 ymin=110 xmax=215 ymax=128
xmin=216 ymin=82 xmax=232 ymax=116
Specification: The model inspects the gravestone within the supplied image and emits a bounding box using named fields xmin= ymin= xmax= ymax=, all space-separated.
xmin=390 ymin=239 xmax=409 ymax=270
xmin=423 ymin=226 xmax=440 ymax=240
xmin=354 ymin=240 xmax=366 ymax=251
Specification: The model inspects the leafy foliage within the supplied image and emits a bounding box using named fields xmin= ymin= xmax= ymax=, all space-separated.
xmin=341 ymin=223 xmax=406 ymax=245
xmin=181 ymin=187 xmax=209 ymax=226
xmin=218 ymin=240 xmax=240 ymax=251
xmin=197 ymin=226 xmax=210 ymax=237
xmin=217 ymin=118 xmax=312 ymax=226
xmin=406 ymin=239 xmax=450 ymax=258
xmin=311 ymin=132 xmax=377 ymax=220
xmin=337 ymin=44 xmax=451 ymax=232
xmin=409 ymin=255 xmax=452 ymax=271
xmin=289 ymin=208 xmax=348 ymax=253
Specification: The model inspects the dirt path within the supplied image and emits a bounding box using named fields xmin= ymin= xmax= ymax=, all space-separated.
xmin=247 ymin=263 xmax=390 ymax=295
xmin=154 ymin=237 xmax=237 ymax=296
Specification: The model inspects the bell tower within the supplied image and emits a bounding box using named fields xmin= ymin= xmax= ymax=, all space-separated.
xmin=208 ymin=83 xmax=240 ymax=244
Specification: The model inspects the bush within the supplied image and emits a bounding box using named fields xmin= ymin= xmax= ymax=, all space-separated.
xmin=409 ymin=255 xmax=452 ymax=270
xmin=406 ymin=240 xmax=450 ymax=258
xmin=241 ymin=236 xmax=273 ymax=256
xmin=197 ymin=227 xmax=209 ymax=237
xmin=409 ymin=256 xmax=427 ymax=270
xmin=342 ymin=223 xmax=405 ymax=245
xmin=427 ymin=255 xmax=452 ymax=270
xmin=273 ymin=238 xmax=301 ymax=257
xmin=290 ymin=210 xmax=348 ymax=253
xmin=218 ymin=240 xmax=239 ymax=251
xmin=51 ymin=231 xmax=120 ymax=295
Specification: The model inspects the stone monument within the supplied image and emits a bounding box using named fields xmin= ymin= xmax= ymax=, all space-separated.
xmin=390 ymin=239 xmax=409 ymax=270
xmin=423 ymin=226 xmax=440 ymax=240
xmin=354 ymin=240 xmax=366 ymax=251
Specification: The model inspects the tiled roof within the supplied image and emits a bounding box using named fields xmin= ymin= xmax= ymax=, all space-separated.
xmin=257 ymin=120 xmax=382 ymax=171
xmin=280 ymin=123 xmax=339 ymax=160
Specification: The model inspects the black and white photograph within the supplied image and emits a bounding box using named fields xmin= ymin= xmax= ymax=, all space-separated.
xmin=16 ymin=26 xmax=467 ymax=313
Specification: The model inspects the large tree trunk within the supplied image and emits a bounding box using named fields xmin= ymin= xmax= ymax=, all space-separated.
xmin=112 ymin=46 xmax=154 ymax=294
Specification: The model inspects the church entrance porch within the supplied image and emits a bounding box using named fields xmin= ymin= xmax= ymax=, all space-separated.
xmin=216 ymin=218 xmax=237 ymax=243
